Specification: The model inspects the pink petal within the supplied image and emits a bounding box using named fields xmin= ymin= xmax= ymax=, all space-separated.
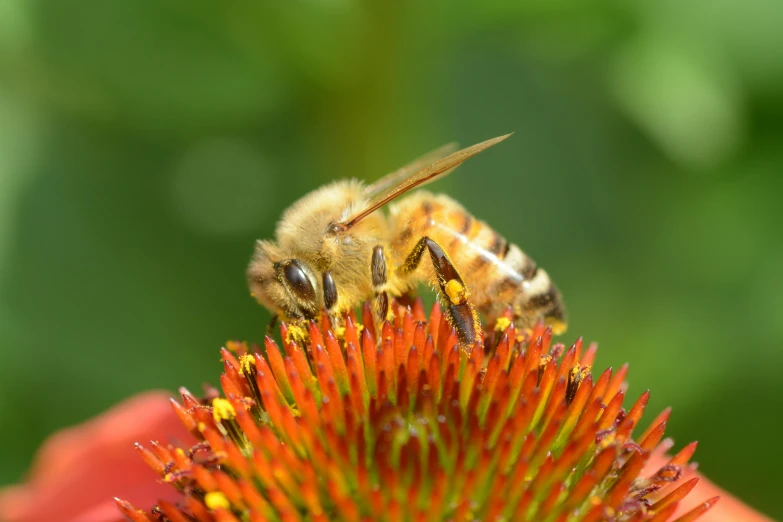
xmin=0 ymin=391 xmax=193 ymax=522
xmin=645 ymin=452 xmax=773 ymax=521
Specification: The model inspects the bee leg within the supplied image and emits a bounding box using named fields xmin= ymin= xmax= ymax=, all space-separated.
xmin=399 ymin=236 xmax=480 ymax=349
xmin=266 ymin=314 xmax=279 ymax=336
xmin=320 ymin=270 xmax=345 ymax=330
xmin=322 ymin=270 xmax=338 ymax=313
xmin=371 ymin=245 xmax=392 ymax=325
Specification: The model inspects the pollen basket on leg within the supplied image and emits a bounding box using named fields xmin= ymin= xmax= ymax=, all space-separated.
xmin=445 ymin=278 xmax=468 ymax=304
xmin=388 ymin=191 xmax=566 ymax=336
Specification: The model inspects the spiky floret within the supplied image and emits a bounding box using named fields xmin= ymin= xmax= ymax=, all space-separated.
xmin=117 ymin=300 xmax=717 ymax=522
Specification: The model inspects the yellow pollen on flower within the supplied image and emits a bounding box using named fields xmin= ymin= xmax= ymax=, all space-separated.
xmin=444 ymin=279 xmax=467 ymax=304
xmin=569 ymin=364 xmax=591 ymax=386
xmin=285 ymin=324 xmax=308 ymax=345
xmin=197 ymin=422 xmax=206 ymax=432
xmin=212 ymin=398 xmax=236 ymax=422
xmin=597 ymin=432 xmax=616 ymax=450
xmin=239 ymin=354 xmax=255 ymax=375
xmin=494 ymin=316 xmax=513 ymax=332
xmin=163 ymin=473 xmax=175 ymax=483
xmin=204 ymin=491 xmax=231 ymax=510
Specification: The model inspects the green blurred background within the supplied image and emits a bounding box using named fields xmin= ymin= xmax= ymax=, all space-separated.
xmin=1 ymin=0 xmax=781 ymax=518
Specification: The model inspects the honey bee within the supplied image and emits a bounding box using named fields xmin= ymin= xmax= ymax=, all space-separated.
xmin=247 ymin=134 xmax=566 ymax=349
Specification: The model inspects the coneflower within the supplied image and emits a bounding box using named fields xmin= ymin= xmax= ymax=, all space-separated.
xmin=117 ymin=300 xmax=717 ymax=522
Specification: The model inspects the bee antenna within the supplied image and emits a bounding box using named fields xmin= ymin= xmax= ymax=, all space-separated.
xmin=326 ymin=222 xmax=348 ymax=235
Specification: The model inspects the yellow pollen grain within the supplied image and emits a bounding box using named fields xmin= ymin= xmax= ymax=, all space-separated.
xmin=239 ymin=354 xmax=255 ymax=375
xmin=225 ymin=340 xmax=247 ymax=353
xmin=547 ymin=318 xmax=567 ymax=335
xmin=205 ymin=491 xmax=231 ymax=510
xmin=597 ymin=432 xmax=616 ymax=450
xmin=197 ymin=422 xmax=206 ymax=432
xmin=445 ymin=279 xmax=467 ymax=305
xmin=285 ymin=324 xmax=308 ymax=345
xmin=212 ymin=398 xmax=236 ymax=422
xmin=494 ymin=316 xmax=512 ymax=332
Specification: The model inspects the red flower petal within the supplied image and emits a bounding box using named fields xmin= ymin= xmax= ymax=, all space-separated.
xmin=0 ymin=391 xmax=194 ymax=522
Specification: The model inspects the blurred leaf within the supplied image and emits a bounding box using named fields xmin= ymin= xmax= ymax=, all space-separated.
xmin=611 ymin=34 xmax=744 ymax=170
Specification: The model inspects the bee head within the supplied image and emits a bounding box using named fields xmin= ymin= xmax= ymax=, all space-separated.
xmin=247 ymin=240 xmax=319 ymax=320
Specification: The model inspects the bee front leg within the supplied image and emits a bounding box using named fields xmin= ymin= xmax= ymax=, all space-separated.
xmin=266 ymin=314 xmax=279 ymax=336
xmin=399 ymin=236 xmax=480 ymax=350
xmin=321 ymin=270 xmax=342 ymax=330
xmin=322 ymin=271 xmax=338 ymax=313
xmin=371 ymin=246 xmax=392 ymax=325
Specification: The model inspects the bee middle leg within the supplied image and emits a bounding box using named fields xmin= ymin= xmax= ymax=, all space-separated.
xmin=398 ymin=236 xmax=480 ymax=349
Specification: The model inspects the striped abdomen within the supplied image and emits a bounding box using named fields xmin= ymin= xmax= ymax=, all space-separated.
xmin=388 ymin=192 xmax=566 ymax=333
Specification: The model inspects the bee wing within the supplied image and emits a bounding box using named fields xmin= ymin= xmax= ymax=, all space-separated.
xmin=339 ymin=133 xmax=512 ymax=230
xmin=364 ymin=142 xmax=459 ymax=199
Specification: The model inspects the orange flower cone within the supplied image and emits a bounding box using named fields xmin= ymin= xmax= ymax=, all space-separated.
xmin=106 ymin=300 xmax=772 ymax=521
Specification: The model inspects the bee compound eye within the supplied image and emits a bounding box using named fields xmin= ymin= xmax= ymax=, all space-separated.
xmin=282 ymin=260 xmax=316 ymax=302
